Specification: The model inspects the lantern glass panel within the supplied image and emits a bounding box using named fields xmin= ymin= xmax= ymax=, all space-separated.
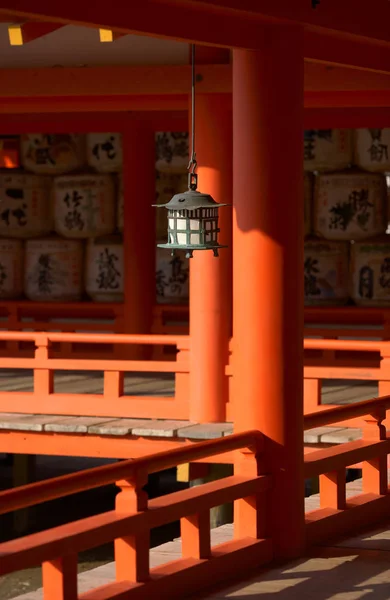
xmin=190 ymin=218 xmax=200 ymax=230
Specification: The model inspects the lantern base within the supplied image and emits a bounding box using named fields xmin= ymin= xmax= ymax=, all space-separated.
xmin=157 ymin=243 xmax=227 ymax=259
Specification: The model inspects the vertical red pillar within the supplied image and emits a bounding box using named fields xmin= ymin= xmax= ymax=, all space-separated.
xmin=233 ymin=27 xmax=305 ymax=557
xmin=122 ymin=121 xmax=156 ymax=354
xmin=189 ymin=94 xmax=232 ymax=422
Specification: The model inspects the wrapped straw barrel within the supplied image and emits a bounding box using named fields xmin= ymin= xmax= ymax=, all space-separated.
xmin=156 ymin=248 xmax=189 ymax=303
xmin=0 ymin=173 xmax=52 ymax=238
xmin=86 ymin=133 xmax=122 ymax=173
xmin=85 ymin=235 xmax=124 ymax=302
xmin=155 ymin=132 xmax=189 ymax=174
xmin=24 ymin=237 xmax=83 ymax=302
xmin=0 ymin=239 xmax=24 ymax=299
xmin=54 ymin=174 xmax=116 ymax=239
xmin=155 ymin=171 xmax=188 ymax=241
xmin=354 ymin=129 xmax=390 ymax=172
xmin=351 ymin=237 xmax=390 ymax=307
xmin=21 ymin=134 xmax=85 ymax=174
xmin=304 ymin=129 xmax=352 ymax=172
xmin=304 ymin=239 xmax=349 ymax=306
xmin=314 ymin=171 xmax=386 ymax=241
xmin=304 ymin=172 xmax=312 ymax=237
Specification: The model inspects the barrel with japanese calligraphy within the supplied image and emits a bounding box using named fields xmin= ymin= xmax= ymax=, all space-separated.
xmin=0 ymin=173 xmax=52 ymax=239
xmin=156 ymin=248 xmax=189 ymax=303
xmin=85 ymin=235 xmax=124 ymax=302
xmin=24 ymin=237 xmax=83 ymax=302
xmin=0 ymin=239 xmax=24 ymax=299
xmin=21 ymin=134 xmax=85 ymax=175
xmin=155 ymin=171 xmax=188 ymax=241
xmin=304 ymin=129 xmax=352 ymax=172
xmin=117 ymin=173 xmax=124 ymax=232
xmin=313 ymin=172 xmax=387 ymax=241
xmin=54 ymin=174 xmax=116 ymax=239
xmin=351 ymin=238 xmax=390 ymax=306
xmin=304 ymin=172 xmax=312 ymax=237
xmin=155 ymin=132 xmax=189 ymax=174
xmin=86 ymin=133 xmax=123 ymax=173
xmin=304 ymin=239 xmax=349 ymax=306
xmin=354 ymin=129 xmax=390 ymax=172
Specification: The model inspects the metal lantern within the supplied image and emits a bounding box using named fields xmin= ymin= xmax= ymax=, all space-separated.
xmin=153 ymin=44 xmax=229 ymax=259
xmin=155 ymin=174 xmax=226 ymax=258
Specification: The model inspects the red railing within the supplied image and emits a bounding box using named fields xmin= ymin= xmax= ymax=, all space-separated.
xmin=0 ymin=332 xmax=190 ymax=420
xmin=0 ymin=431 xmax=271 ymax=600
xmin=304 ymin=395 xmax=390 ymax=545
xmin=303 ymin=338 xmax=390 ymax=427
xmin=0 ymin=301 xmax=124 ymax=358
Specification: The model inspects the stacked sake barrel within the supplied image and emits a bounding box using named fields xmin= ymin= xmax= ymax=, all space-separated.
xmin=0 ymin=133 xmax=125 ymax=302
xmin=305 ymin=128 xmax=390 ymax=306
xmin=155 ymin=132 xmax=190 ymax=304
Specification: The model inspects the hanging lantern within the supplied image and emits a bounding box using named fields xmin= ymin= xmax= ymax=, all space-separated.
xmin=155 ymin=173 xmax=226 ymax=259
xmin=153 ymin=45 xmax=228 ymax=259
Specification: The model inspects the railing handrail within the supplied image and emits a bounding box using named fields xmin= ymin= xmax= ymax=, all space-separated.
xmin=304 ymin=338 xmax=385 ymax=352
xmin=0 ymin=331 xmax=189 ymax=346
xmin=304 ymin=394 xmax=390 ymax=430
xmin=0 ymin=430 xmax=263 ymax=515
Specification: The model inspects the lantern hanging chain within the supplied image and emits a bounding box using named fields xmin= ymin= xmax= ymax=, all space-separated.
xmin=188 ymin=43 xmax=198 ymax=190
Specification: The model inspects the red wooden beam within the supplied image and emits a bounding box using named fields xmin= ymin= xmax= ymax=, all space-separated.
xmin=1 ymin=0 xmax=390 ymax=70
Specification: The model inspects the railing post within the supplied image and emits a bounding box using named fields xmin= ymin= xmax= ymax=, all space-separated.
xmin=181 ymin=510 xmax=211 ymax=559
xmin=304 ymin=378 xmax=322 ymax=413
xmin=319 ymin=470 xmax=346 ymax=510
xmin=175 ymin=340 xmax=190 ymax=410
xmin=34 ymin=335 xmax=53 ymax=396
xmin=235 ymin=448 xmax=267 ymax=539
xmin=115 ymin=471 xmax=149 ymax=583
xmin=378 ymin=347 xmax=390 ymax=426
xmin=104 ymin=370 xmax=124 ymax=400
xmin=362 ymin=410 xmax=388 ymax=496
xmin=42 ymin=554 xmax=78 ymax=600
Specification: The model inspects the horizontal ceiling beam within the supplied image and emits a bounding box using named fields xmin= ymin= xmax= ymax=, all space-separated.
xmin=1 ymin=2 xmax=390 ymax=73
xmin=177 ymin=0 xmax=390 ymax=47
xmin=0 ymin=1 xmax=268 ymax=50
xmin=1 ymin=63 xmax=390 ymax=101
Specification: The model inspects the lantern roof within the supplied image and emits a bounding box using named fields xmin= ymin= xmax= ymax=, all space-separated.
xmin=154 ymin=189 xmax=228 ymax=211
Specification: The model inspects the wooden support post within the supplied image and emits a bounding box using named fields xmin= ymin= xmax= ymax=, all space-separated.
xmin=122 ymin=122 xmax=156 ymax=359
xmin=232 ymin=26 xmax=305 ymax=558
xmin=189 ymin=94 xmax=232 ymax=423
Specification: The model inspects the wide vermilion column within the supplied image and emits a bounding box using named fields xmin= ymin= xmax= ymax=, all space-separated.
xmin=232 ymin=28 xmax=305 ymax=557
xmin=189 ymin=94 xmax=232 ymax=422
xmin=122 ymin=122 xmax=156 ymax=356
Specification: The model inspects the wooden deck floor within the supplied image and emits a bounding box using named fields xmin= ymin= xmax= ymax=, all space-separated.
xmin=0 ymin=372 xmax=380 ymax=444
xmin=10 ymin=470 xmax=390 ymax=600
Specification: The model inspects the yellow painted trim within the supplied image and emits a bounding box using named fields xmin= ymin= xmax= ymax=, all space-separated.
xmin=8 ymin=24 xmax=23 ymax=46
xmin=99 ymin=28 xmax=114 ymax=43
